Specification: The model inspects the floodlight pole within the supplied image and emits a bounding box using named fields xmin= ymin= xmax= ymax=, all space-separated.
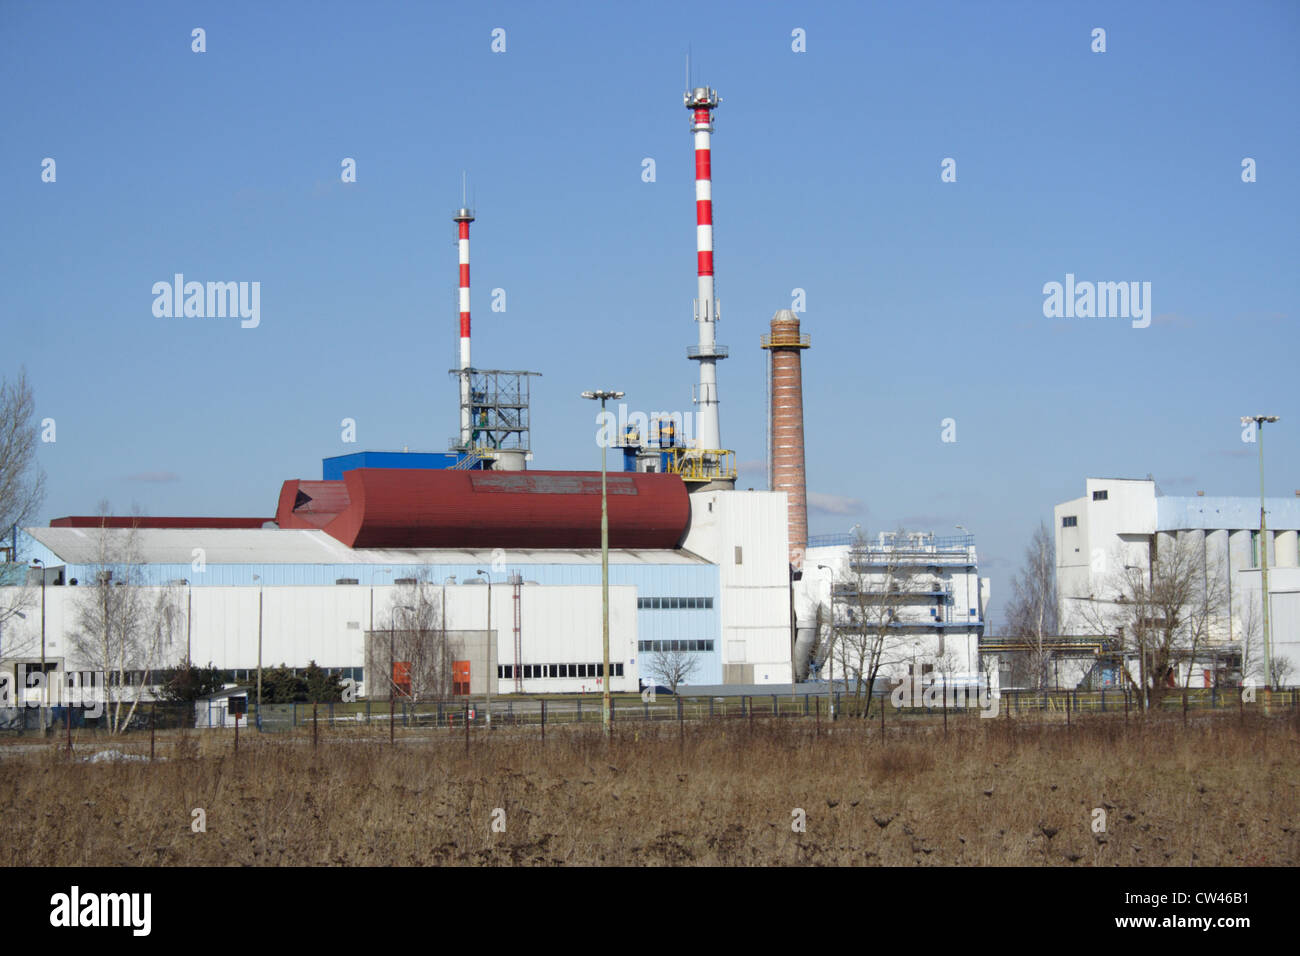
xmin=818 ymin=564 xmax=834 ymax=719
xmin=32 ymin=559 xmax=46 ymax=728
xmin=476 ymin=570 xmax=492 ymax=729
xmin=582 ymin=389 xmax=625 ymax=738
xmin=1243 ymin=415 xmax=1280 ymax=686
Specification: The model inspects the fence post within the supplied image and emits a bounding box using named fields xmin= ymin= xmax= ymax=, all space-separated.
xmin=464 ymin=703 xmax=470 ymax=754
xmin=880 ymin=690 xmax=885 ymax=742
xmin=678 ymin=696 xmax=684 ymax=749
xmin=1101 ymin=689 xmax=1106 ymax=713
xmin=577 ymin=699 xmax=582 ymax=723
xmin=773 ymin=694 xmax=778 ymax=717
xmin=313 ymin=702 xmax=318 ymax=749
xmin=804 ymin=693 xmax=809 ymax=716
xmin=644 ymin=700 xmax=649 ymax=720
xmin=709 ymin=697 xmax=714 ymax=719
xmin=747 ymin=696 xmax=753 ymax=732
xmin=149 ymin=702 xmax=155 ymax=761
xmin=1182 ymin=689 xmax=1188 ymax=728
xmin=541 ymin=699 xmax=546 ymax=744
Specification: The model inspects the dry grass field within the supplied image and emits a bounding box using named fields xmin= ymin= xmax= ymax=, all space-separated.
xmin=1 ymin=712 xmax=1297 ymax=866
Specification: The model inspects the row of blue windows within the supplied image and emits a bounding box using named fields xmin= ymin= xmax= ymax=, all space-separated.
xmin=637 ymin=596 xmax=714 ymax=609
xmin=637 ymin=640 xmax=714 ymax=653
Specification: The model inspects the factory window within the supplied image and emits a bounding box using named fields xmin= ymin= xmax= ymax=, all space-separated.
xmin=549 ymin=664 xmax=558 ymax=678
xmin=637 ymin=640 xmax=714 ymax=653
xmin=637 ymin=596 xmax=715 ymax=609
xmin=735 ymin=546 xmax=743 ymax=565
xmin=1062 ymin=516 xmax=1078 ymax=528
xmin=1092 ymin=490 xmax=1108 ymax=501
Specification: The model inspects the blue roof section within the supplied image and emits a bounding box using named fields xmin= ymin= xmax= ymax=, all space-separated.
xmin=322 ymin=451 xmax=470 ymax=480
xmin=1156 ymin=496 xmax=1300 ymax=532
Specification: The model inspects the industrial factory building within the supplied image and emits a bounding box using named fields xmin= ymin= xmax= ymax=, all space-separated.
xmin=0 ymin=83 xmax=989 ymax=708
xmin=1056 ymin=477 xmax=1300 ymax=685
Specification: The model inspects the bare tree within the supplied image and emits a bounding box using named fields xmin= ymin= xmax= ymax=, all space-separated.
xmin=1081 ymin=532 xmax=1227 ymax=710
xmin=0 ymin=368 xmax=46 ymax=651
xmin=834 ymin=528 xmax=928 ymax=718
xmin=1237 ymin=592 xmax=1264 ymax=687
xmin=67 ymin=506 xmax=165 ymax=733
xmin=0 ymin=368 xmax=46 ymax=539
xmin=1004 ymin=520 xmax=1058 ymax=691
xmin=389 ymin=572 xmax=456 ymax=701
xmin=643 ymin=644 xmax=700 ymax=694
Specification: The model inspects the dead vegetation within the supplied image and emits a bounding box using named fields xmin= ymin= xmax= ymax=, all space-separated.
xmin=1 ymin=712 xmax=1296 ymax=866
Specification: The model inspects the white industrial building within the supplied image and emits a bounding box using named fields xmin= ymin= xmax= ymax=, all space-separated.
xmin=0 ymin=489 xmax=803 ymax=710
xmin=793 ymin=531 xmax=990 ymax=684
xmin=1055 ymin=477 xmax=1300 ymax=685
xmin=0 ymin=490 xmax=999 ymax=713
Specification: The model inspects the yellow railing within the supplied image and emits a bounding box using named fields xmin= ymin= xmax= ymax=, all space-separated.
xmin=760 ymin=331 xmax=810 ymax=349
xmin=666 ymin=448 xmax=737 ymax=482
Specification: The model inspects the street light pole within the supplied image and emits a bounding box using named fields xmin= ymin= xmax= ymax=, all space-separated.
xmin=583 ymin=389 xmax=625 ymax=738
xmin=390 ymin=603 xmax=416 ymax=744
xmin=818 ymin=564 xmax=835 ymax=718
xmin=31 ymin=559 xmax=46 ymax=726
xmin=253 ymin=574 xmax=262 ymax=728
xmin=476 ymin=570 xmax=493 ymax=729
xmin=1242 ymin=415 xmax=1279 ymax=686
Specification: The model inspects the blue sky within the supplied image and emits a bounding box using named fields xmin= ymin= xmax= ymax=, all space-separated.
xmin=3 ymin=0 xmax=1297 ymax=627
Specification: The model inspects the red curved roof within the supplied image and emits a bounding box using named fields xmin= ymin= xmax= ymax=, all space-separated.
xmin=276 ymin=469 xmax=690 ymax=550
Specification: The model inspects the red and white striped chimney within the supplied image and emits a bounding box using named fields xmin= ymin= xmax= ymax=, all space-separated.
xmin=454 ymin=206 xmax=475 ymax=447
xmin=685 ymin=86 xmax=725 ymax=453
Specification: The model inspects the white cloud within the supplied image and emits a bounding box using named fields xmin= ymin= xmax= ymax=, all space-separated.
xmin=808 ymin=492 xmax=861 ymax=516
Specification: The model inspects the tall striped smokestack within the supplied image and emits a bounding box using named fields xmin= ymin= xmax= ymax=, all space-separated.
xmin=762 ymin=310 xmax=811 ymax=569
xmin=454 ymin=207 xmax=475 ymax=447
xmin=685 ymin=86 xmax=726 ymax=453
